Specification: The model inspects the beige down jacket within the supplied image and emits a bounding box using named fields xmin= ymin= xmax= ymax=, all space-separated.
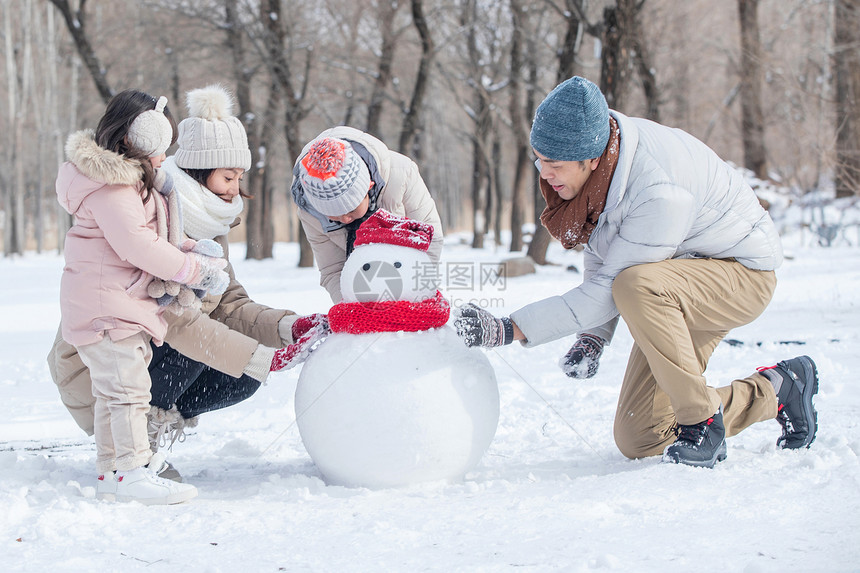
xmin=291 ymin=126 xmax=443 ymax=302
xmin=48 ymin=232 xmax=297 ymax=436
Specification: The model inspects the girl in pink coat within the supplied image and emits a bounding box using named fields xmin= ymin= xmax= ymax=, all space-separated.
xmin=56 ymin=90 xmax=228 ymax=505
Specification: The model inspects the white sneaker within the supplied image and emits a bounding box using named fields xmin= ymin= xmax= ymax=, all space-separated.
xmin=157 ymin=459 xmax=184 ymax=482
xmin=96 ymin=472 xmax=117 ymax=501
xmin=150 ymin=451 xmax=183 ymax=482
xmin=115 ymin=460 xmax=198 ymax=505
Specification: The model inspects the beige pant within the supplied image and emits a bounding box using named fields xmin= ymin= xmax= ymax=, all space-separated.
xmin=611 ymin=258 xmax=779 ymax=459
xmin=76 ymin=332 xmax=153 ymax=473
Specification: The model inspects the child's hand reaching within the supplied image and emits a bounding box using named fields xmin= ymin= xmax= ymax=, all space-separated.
xmin=185 ymin=254 xmax=229 ymax=295
xmin=180 ymin=238 xmax=224 ymax=258
xmin=151 ymin=240 xmax=229 ymax=309
xmin=172 ymin=252 xmax=229 ymax=296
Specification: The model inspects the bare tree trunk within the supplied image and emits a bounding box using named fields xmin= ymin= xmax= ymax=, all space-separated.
xmin=484 ymin=131 xmax=494 ymax=246
xmin=469 ymin=93 xmax=491 ymax=251
xmin=226 ymin=0 xmax=253 ymax=250
xmin=3 ymin=0 xmax=15 ymax=255
xmin=34 ymin=0 xmax=47 ymax=252
xmin=738 ymin=0 xmax=768 ymax=179
xmin=469 ymin=127 xmax=489 ymax=249
xmin=366 ymin=0 xmax=402 ymax=136
xmin=528 ymin=210 xmax=552 ymax=264
xmin=833 ymin=0 xmax=860 ymax=197
xmin=491 ymin=132 xmax=502 ymax=247
xmin=45 ymin=5 xmax=65 ymax=252
xmin=167 ymin=47 xmax=180 ymax=112
xmin=600 ymin=4 xmax=629 ymax=111
xmin=398 ymin=0 xmax=434 ymax=156
xmin=47 ymin=0 xmax=113 ymax=103
xmin=557 ymin=0 xmax=585 ymax=81
xmin=224 ymin=0 xmax=274 ymax=260
xmin=3 ymin=0 xmax=30 ymax=256
xmin=529 ymin=0 xmax=586 ymax=265
xmin=628 ymin=0 xmax=659 ymax=121
xmin=508 ymin=0 xmax=530 ymax=253
xmin=16 ymin=0 xmax=33 ymax=255
xmin=510 ymin=148 xmax=531 ymax=252
xmin=461 ymin=0 xmax=490 ymax=249
xmin=284 ymin=66 xmax=314 ymax=268
xmin=224 ymin=0 xmax=272 ymax=260
xmin=245 ymin=81 xmax=280 ymax=260
xmin=56 ymin=53 xmax=80 ymax=251
xmin=262 ymin=0 xmax=315 ymax=266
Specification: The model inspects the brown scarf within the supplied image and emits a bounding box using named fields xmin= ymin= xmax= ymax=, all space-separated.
xmin=539 ymin=116 xmax=620 ymax=249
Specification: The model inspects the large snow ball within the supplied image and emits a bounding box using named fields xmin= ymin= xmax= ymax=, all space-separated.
xmin=295 ymin=327 xmax=500 ymax=488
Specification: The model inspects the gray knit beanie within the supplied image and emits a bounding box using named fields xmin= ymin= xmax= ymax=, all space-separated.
xmin=299 ymin=137 xmax=371 ymax=217
xmin=530 ymin=76 xmax=610 ymax=161
xmin=174 ymin=85 xmax=252 ymax=171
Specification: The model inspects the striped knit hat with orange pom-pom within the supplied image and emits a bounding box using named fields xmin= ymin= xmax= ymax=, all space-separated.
xmin=299 ymin=137 xmax=371 ymax=217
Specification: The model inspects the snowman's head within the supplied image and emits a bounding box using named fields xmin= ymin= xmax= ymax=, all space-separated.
xmin=340 ymin=209 xmax=438 ymax=304
xmin=342 ymin=243 xmax=435 ymax=303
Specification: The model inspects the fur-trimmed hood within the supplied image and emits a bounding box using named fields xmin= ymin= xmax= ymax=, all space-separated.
xmin=56 ymin=130 xmax=145 ymax=215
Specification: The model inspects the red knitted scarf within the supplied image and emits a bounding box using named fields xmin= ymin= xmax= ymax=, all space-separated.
xmin=328 ymin=291 xmax=451 ymax=334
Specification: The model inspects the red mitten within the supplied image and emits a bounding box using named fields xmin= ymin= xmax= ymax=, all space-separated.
xmin=291 ymin=313 xmax=329 ymax=341
xmin=270 ymin=343 xmax=304 ymax=372
xmin=270 ymin=324 xmax=328 ymax=372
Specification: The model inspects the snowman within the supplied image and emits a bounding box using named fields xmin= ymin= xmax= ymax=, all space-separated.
xmin=295 ymin=210 xmax=500 ymax=489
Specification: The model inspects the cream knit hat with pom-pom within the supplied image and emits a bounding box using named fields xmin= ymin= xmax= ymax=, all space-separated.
xmin=174 ymin=85 xmax=251 ymax=171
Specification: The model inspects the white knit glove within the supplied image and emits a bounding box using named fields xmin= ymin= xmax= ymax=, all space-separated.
xmin=173 ymin=253 xmax=229 ymax=296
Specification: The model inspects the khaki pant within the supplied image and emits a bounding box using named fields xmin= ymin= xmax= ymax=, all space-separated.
xmin=47 ymin=328 xmax=96 ymax=436
xmin=611 ymin=258 xmax=779 ymax=459
xmin=76 ymin=332 xmax=153 ymax=473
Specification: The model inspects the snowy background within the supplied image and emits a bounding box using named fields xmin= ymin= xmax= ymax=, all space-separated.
xmin=2 ymin=191 xmax=860 ymax=572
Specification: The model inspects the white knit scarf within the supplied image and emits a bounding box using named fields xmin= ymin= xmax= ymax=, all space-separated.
xmin=162 ymin=156 xmax=244 ymax=240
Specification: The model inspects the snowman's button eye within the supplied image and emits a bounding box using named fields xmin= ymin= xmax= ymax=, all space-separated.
xmin=362 ymin=263 xmax=371 ymax=271
xmin=394 ymin=262 xmax=402 ymax=269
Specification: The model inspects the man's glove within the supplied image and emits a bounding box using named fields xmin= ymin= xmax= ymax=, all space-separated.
xmin=454 ymin=303 xmax=515 ymax=348
xmin=560 ymin=333 xmax=605 ymax=378
xmin=270 ymin=325 xmax=327 ymax=372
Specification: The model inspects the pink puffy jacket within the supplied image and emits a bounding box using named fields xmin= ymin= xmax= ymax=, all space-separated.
xmin=57 ymin=130 xmax=188 ymax=347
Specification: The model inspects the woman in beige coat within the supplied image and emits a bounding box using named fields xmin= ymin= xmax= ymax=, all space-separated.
xmin=49 ymin=86 xmax=327 ymax=484
xmin=291 ymin=126 xmax=443 ymax=302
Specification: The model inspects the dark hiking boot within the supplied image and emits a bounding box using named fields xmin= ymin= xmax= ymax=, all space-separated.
xmin=758 ymin=355 xmax=819 ymax=449
xmin=662 ymin=406 xmax=727 ymax=468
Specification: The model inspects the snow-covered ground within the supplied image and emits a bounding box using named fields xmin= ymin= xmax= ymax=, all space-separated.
xmin=2 ymin=219 xmax=859 ymax=571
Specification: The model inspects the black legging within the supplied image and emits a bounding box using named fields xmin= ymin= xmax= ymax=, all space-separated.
xmin=148 ymin=341 xmax=261 ymax=419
